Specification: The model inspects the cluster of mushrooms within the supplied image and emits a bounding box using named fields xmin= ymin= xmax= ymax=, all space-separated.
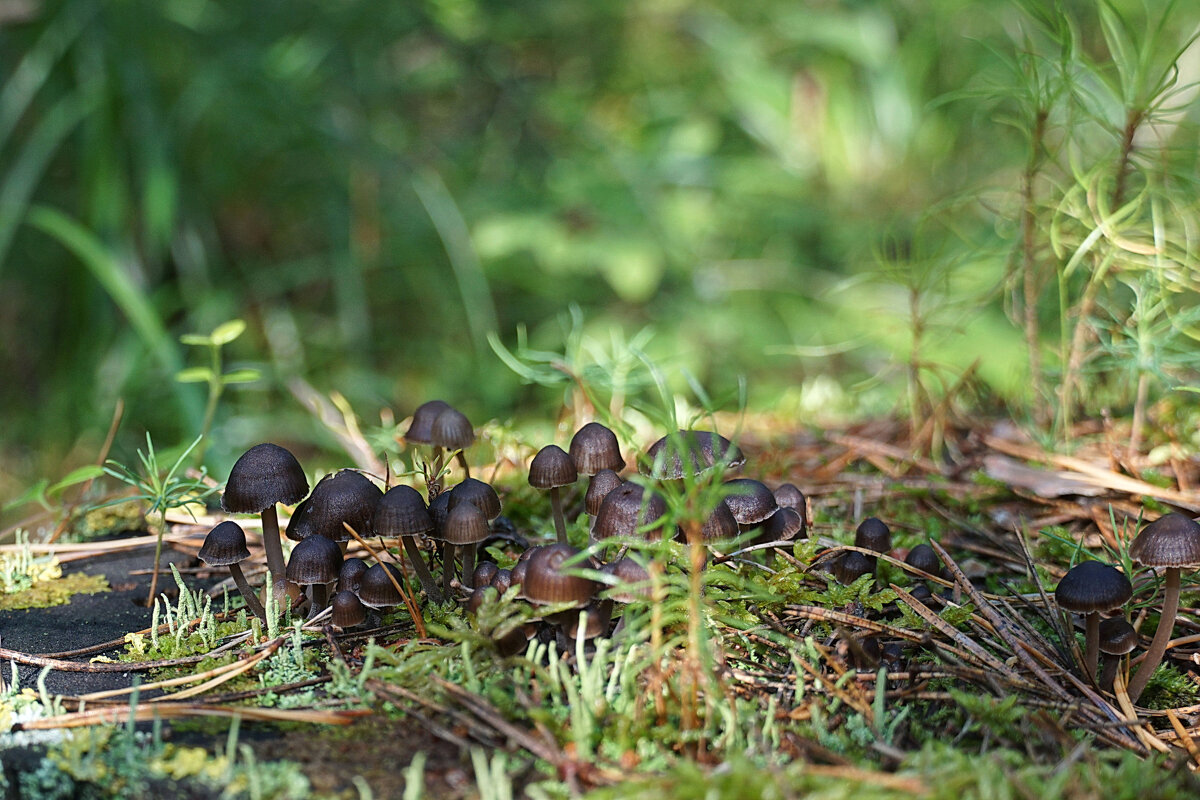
xmin=197 ymin=400 xmax=812 ymax=650
xmin=1054 ymin=512 xmax=1200 ymax=703
xmin=198 ymin=400 xmax=1198 ymax=701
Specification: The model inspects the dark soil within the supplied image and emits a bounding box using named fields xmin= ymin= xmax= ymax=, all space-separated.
xmin=0 ymin=534 xmax=473 ymax=799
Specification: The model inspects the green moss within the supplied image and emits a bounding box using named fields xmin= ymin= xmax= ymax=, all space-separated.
xmin=0 ymin=572 xmax=109 ymax=611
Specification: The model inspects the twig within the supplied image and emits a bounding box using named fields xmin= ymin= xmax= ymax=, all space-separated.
xmin=341 ymin=522 xmax=427 ymax=638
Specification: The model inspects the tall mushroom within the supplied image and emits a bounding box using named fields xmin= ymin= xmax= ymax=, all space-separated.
xmin=373 ymin=485 xmax=443 ymax=603
xmin=530 ymin=444 xmax=578 ymax=544
xmin=1126 ymin=512 xmax=1200 ymax=702
xmin=222 ymin=443 xmax=309 ymax=592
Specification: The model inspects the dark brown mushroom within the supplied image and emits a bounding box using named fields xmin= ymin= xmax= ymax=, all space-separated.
xmin=529 ymin=444 xmax=578 ymax=544
xmin=569 ymin=422 xmax=625 ymax=476
xmin=1098 ymin=617 xmax=1138 ymax=693
xmin=198 ymin=521 xmax=266 ymax=621
xmin=331 ymin=589 xmax=367 ymax=629
xmin=1054 ymin=560 xmax=1132 ymax=681
xmin=373 ymin=484 xmax=442 ymax=603
xmin=223 ymin=443 xmax=309 ymax=591
xmin=285 ymin=534 xmax=343 ymax=617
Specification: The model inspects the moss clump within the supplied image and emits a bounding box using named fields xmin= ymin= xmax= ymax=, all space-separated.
xmin=0 ymin=572 xmax=109 ymax=611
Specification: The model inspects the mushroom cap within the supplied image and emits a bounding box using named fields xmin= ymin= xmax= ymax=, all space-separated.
xmin=522 ymin=543 xmax=599 ymax=606
xmin=467 ymin=585 xmax=497 ymax=616
xmin=222 ymin=443 xmax=309 ymax=514
xmin=431 ymin=407 xmax=475 ymax=450
xmin=199 ymin=521 xmax=251 ymax=567
xmin=641 ymin=430 xmax=745 ymax=480
xmin=773 ymin=483 xmax=806 ymax=511
xmin=442 ymin=502 xmax=490 ymax=546
xmin=428 ymin=491 xmax=451 ymax=531
xmin=331 ymin=590 xmax=367 ymax=628
xmin=1054 ymin=561 xmax=1133 ymax=613
xmin=286 ymin=470 xmax=381 ymax=542
xmin=510 ymin=546 xmax=542 ymax=593
xmin=472 ymin=561 xmax=499 ymax=589
xmin=833 ymin=551 xmax=876 ymax=584
xmin=723 ymin=478 xmax=778 ymax=527
xmin=760 ymin=506 xmax=805 ymax=541
xmin=854 ymin=518 xmax=892 ymax=554
xmin=405 ymin=400 xmax=452 ymax=445
xmin=529 ymin=444 xmax=578 ymax=489
xmin=904 ymin=543 xmax=941 ymax=576
xmin=600 ymin=557 xmax=652 ymax=603
xmin=1098 ymin=617 xmax=1138 ymax=656
xmin=491 ymin=568 xmax=514 ymax=596
xmin=1129 ymin=512 xmax=1200 ymax=569
xmin=569 ymin=422 xmax=624 ymax=476
xmin=593 ymin=482 xmax=671 ymax=542
xmin=357 ymin=563 xmax=405 ymax=608
xmin=697 ymin=500 xmax=740 ymax=543
xmin=585 ymin=469 xmax=624 ymax=516
xmin=373 ymin=485 xmax=434 ymax=538
xmin=447 ymin=478 xmax=502 ymax=521
xmin=285 ymin=534 xmax=343 ymax=586
xmin=338 ymin=557 xmax=370 ymax=594
xmin=560 ymin=599 xmax=614 ymax=640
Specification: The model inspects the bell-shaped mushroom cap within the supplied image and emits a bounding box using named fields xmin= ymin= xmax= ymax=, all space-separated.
xmin=569 ymin=422 xmax=624 ymax=476
xmin=523 ymin=543 xmax=599 ymax=606
xmin=428 ymin=490 xmax=451 ymax=532
xmin=529 ymin=444 xmax=578 ymax=489
xmin=199 ymin=521 xmax=252 ymax=567
xmin=447 ymin=478 xmax=502 ymax=520
xmin=443 ymin=502 xmax=490 ymax=546
xmin=723 ymin=478 xmax=778 ymax=527
xmin=585 ymin=470 xmax=623 ymax=516
xmin=1054 ymin=561 xmax=1133 ymax=613
xmin=467 ymin=585 xmax=498 ymax=616
xmin=287 ymin=470 xmax=382 ymax=542
xmin=285 ymin=534 xmax=343 ymax=586
xmin=491 ymin=568 xmax=514 ymax=596
xmin=472 ymin=561 xmax=499 ymax=589
xmin=222 ymin=443 xmax=309 ymax=514
xmin=773 ymin=483 xmax=806 ymax=511
xmin=698 ymin=500 xmax=740 ymax=543
xmin=373 ymin=485 xmax=434 ymax=537
xmin=357 ymin=563 xmax=405 ymax=608
xmin=431 ymin=407 xmax=475 ymax=450
xmin=338 ymin=557 xmax=370 ymax=594
xmin=331 ymin=590 xmax=367 ymax=628
xmin=510 ymin=547 xmax=540 ymax=594
xmin=560 ymin=599 xmax=613 ymax=640
xmin=833 ymin=551 xmax=875 ymax=584
xmin=406 ymin=400 xmax=452 ymax=445
xmin=760 ymin=506 xmax=805 ymax=541
xmin=593 ymin=483 xmax=670 ymax=542
xmin=1098 ymin=617 xmax=1139 ymax=656
xmin=601 ymin=557 xmax=652 ymax=603
xmin=1129 ymin=512 xmax=1200 ymax=568
xmin=904 ymin=543 xmax=941 ymax=576
xmin=854 ymin=518 xmax=892 ymax=554
xmin=642 ymin=430 xmax=745 ymax=480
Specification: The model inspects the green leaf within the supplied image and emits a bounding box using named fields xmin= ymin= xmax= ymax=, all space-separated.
xmin=47 ymin=464 xmax=106 ymax=495
xmin=220 ymin=368 xmax=261 ymax=384
xmin=175 ymin=367 xmax=214 ymax=383
xmin=179 ymin=333 xmax=213 ymax=346
xmin=210 ymin=318 xmax=247 ymax=345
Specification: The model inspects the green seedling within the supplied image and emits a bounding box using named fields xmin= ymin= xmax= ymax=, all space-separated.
xmin=175 ymin=318 xmax=262 ymax=466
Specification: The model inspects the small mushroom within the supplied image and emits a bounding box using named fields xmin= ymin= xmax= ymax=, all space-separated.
xmin=338 ymin=557 xmax=369 ymax=594
xmin=569 ymin=422 xmax=625 ymax=476
xmin=285 ymin=534 xmax=343 ymax=618
xmin=442 ymin=501 xmax=490 ymax=592
xmin=723 ymin=479 xmax=778 ymax=532
xmin=198 ymin=521 xmax=266 ymax=622
xmin=1098 ymin=617 xmax=1138 ymax=693
xmin=373 ymin=484 xmax=442 ymax=603
xmin=331 ymin=589 xmax=367 ymax=629
xmin=641 ymin=430 xmax=744 ymax=480
xmin=1054 ymin=560 xmax=1132 ymax=681
xmin=854 ymin=518 xmax=892 ymax=555
xmin=1125 ymin=513 xmax=1200 ymax=702
xmin=904 ymin=543 xmax=941 ymax=579
xmin=833 ymin=550 xmax=876 ymax=585
xmin=529 ymin=444 xmax=578 ymax=544
xmin=357 ymin=562 xmax=406 ymax=609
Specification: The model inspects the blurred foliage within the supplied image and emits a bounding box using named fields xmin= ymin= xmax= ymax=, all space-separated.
xmin=2 ymin=0 xmax=1199 ymax=495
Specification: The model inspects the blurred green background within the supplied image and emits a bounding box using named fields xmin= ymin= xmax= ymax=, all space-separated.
xmin=2 ymin=0 xmax=1199 ymax=497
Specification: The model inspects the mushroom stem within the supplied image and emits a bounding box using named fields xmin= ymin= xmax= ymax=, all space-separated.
xmin=259 ymin=507 xmax=287 ymax=590
xmin=443 ymin=543 xmax=456 ymax=596
xmin=1127 ymin=566 xmax=1180 ymax=703
xmin=550 ymin=486 xmax=567 ymax=544
xmin=1084 ymin=611 xmax=1100 ymax=682
xmin=308 ymin=582 xmax=329 ymax=619
xmin=402 ymin=535 xmax=443 ymax=603
xmin=461 ymin=544 xmax=477 ymax=587
xmin=1100 ymin=655 xmax=1120 ymax=693
xmin=229 ymin=563 xmax=267 ymax=621
xmin=455 ymin=450 xmax=471 ymax=479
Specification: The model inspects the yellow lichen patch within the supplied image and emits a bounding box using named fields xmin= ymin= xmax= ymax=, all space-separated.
xmin=0 ymin=572 xmax=110 ymax=611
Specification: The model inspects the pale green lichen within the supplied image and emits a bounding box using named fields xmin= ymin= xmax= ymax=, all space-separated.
xmin=0 ymin=572 xmax=109 ymax=611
